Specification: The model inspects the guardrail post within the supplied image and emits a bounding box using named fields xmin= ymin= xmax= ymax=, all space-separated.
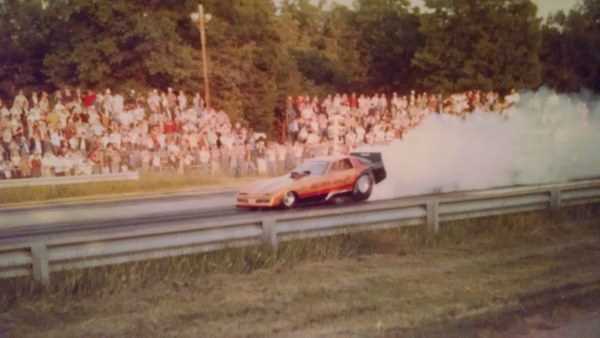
xmin=550 ymin=188 xmax=561 ymax=210
xmin=426 ymin=200 xmax=439 ymax=234
xmin=261 ymin=218 xmax=279 ymax=250
xmin=31 ymin=243 xmax=50 ymax=287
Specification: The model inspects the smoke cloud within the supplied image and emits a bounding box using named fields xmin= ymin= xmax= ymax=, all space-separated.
xmin=363 ymin=88 xmax=600 ymax=199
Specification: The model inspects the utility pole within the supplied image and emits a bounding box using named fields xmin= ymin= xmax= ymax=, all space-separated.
xmin=190 ymin=4 xmax=211 ymax=108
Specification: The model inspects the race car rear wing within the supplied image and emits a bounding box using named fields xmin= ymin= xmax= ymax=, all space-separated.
xmin=351 ymin=152 xmax=387 ymax=184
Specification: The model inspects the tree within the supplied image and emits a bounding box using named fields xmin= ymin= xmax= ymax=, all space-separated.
xmin=414 ymin=0 xmax=542 ymax=93
xmin=540 ymin=12 xmax=581 ymax=92
xmin=351 ymin=0 xmax=423 ymax=92
xmin=201 ymin=0 xmax=287 ymax=134
xmin=278 ymin=1 xmax=364 ymax=93
xmin=42 ymin=0 xmax=198 ymax=91
xmin=0 ymin=0 xmax=50 ymax=97
xmin=541 ymin=0 xmax=600 ymax=93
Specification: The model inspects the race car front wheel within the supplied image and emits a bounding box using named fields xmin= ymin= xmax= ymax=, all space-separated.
xmin=352 ymin=173 xmax=373 ymax=201
xmin=282 ymin=191 xmax=298 ymax=208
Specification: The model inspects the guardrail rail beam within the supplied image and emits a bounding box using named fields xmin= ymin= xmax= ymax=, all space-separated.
xmin=2 ymin=179 xmax=600 ymax=287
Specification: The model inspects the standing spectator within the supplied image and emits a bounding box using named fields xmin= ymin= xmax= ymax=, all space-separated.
xmin=31 ymin=154 xmax=42 ymax=177
xmin=12 ymin=90 xmax=29 ymax=113
xmin=83 ymin=90 xmax=96 ymax=108
xmin=210 ymin=145 xmax=221 ymax=176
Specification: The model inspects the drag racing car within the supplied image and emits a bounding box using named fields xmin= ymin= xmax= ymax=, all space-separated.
xmin=236 ymin=152 xmax=386 ymax=209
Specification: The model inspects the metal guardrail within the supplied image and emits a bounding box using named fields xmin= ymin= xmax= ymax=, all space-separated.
xmin=0 ymin=172 xmax=139 ymax=189
xmin=1 ymin=179 xmax=600 ymax=286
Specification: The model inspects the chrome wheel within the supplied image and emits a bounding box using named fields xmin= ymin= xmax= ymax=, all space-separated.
xmin=352 ymin=174 xmax=373 ymax=201
xmin=282 ymin=191 xmax=296 ymax=208
xmin=356 ymin=175 xmax=371 ymax=194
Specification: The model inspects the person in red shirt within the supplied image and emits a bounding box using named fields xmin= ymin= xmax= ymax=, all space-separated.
xmin=349 ymin=92 xmax=358 ymax=109
xmin=163 ymin=118 xmax=177 ymax=134
xmin=83 ymin=90 xmax=96 ymax=108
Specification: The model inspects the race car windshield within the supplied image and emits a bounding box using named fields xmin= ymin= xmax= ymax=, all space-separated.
xmin=291 ymin=160 xmax=329 ymax=176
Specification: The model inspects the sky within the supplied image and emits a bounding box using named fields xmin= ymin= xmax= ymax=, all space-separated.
xmin=305 ymin=0 xmax=580 ymax=17
xmin=533 ymin=0 xmax=579 ymax=16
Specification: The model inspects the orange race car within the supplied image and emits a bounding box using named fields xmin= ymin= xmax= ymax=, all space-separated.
xmin=236 ymin=152 xmax=386 ymax=209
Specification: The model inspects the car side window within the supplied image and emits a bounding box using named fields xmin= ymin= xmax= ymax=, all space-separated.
xmin=341 ymin=159 xmax=353 ymax=170
xmin=331 ymin=159 xmax=353 ymax=171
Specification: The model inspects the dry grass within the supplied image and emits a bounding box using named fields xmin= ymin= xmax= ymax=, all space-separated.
xmin=0 ymin=172 xmax=257 ymax=205
xmin=1 ymin=205 xmax=600 ymax=337
xmin=0 ymin=235 xmax=367 ymax=309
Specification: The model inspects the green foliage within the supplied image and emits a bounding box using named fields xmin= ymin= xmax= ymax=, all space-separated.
xmin=414 ymin=0 xmax=543 ymax=93
xmin=291 ymin=49 xmax=352 ymax=88
xmin=0 ymin=0 xmax=49 ymax=97
xmin=279 ymin=1 xmax=364 ymax=94
xmin=541 ymin=0 xmax=600 ymax=93
xmin=42 ymin=0 xmax=198 ymax=91
xmin=202 ymin=0 xmax=284 ymax=133
xmin=352 ymin=0 xmax=423 ymax=91
xmin=1 ymin=0 xmax=600 ymax=130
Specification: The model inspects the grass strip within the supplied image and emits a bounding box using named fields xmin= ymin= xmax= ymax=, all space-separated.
xmin=0 ymin=172 xmax=258 ymax=205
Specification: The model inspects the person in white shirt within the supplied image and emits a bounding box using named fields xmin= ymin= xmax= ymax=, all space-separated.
xmin=355 ymin=125 xmax=365 ymax=144
xmin=80 ymin=157 xmax=93 ymax=176
xmin=69 ymin=136 xmax=80 ymax=150
xmin=0 ymin=100 xmax=10 ymax=120
xmin=306 ymin=131 xmax=319 ymax=145
xmin=177 ymin=91 xmax=188 ymax=111
xmin=109 ymin=130 xmax=122 ymax=149
xmin=2 ymin=127 xmax=12 ymax=147
xmin=10 ymin=152 xmax=20 ymax=176
xmin=99 ymin=132 xmax=110 ymax=149
xmin=112 ymin=93 xmax=124 ymax=115
xmin=0 ymin=160 xmax=11 ymax=179
xmin=49 ymin=129 xmax=62 ymax=150
xmin=41 ymin=152 xmax=53 ymax=176
xmin=192 ymin=92 xmax=204 ymax=111
xmin=119 ymin=109 xmax=133 ymax=127
xmin=102 ymin=89 xmax=114 ymax=115
xmin=12 ymin=90 xmax=29 ymax=113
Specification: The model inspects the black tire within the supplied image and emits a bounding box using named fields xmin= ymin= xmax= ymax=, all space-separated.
xmin=352 ymin=173 xmax=373 ymax=201
xmin=282 ymin=191 xmax=298 ymax=208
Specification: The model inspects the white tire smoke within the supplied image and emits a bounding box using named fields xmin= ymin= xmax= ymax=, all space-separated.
xmin=361 ymin=89 xmax=600 ymax=199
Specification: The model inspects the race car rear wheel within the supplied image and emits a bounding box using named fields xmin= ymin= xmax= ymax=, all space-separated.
xmin=352 ymin=173 xmax=373 ymax=201
xmin=282 ymin=191 xmax=298 ymax=208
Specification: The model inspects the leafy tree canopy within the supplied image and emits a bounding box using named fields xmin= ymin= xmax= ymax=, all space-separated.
xmin=541 ymin=0 xmax=600 ymax=92
xmin=1 ymin=0 xmax=599 ymax=132
xmin=413 ymin=0 xmax=542 ymax=94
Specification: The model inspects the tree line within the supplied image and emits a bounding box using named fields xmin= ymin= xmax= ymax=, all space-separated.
xmin=1 ymin=0 xmax=599 ymax=133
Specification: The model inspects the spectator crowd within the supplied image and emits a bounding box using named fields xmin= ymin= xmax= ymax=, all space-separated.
xmin=0 ymin=86 xmax=519 ymax=180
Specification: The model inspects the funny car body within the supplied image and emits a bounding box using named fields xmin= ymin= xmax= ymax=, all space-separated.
xmin=236 ymin=152 xmax=386 ymax=209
